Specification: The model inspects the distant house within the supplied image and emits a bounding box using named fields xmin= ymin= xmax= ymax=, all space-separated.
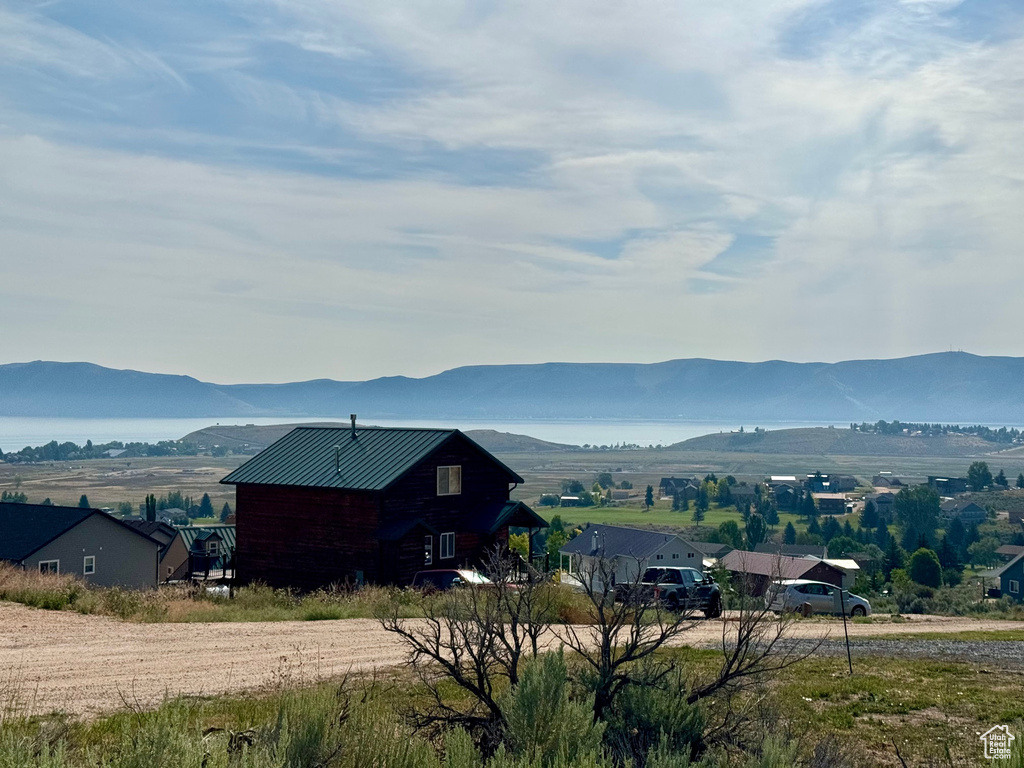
xmin=720 ymin=550 xmax=845 ymax=597
xmin=771 ymin=484 xmax=797 ymax=510
xmin=996 ymin=544 xmax=1024 ymax=562
xmin=0 ymin=503 xmax=161 ymax=588
xmin=753 ymin=542 xmax=827 ymax=559
xmin=992 ymin=552 xmax=1024 ymax=603
xmin=659 ymin=477 xmax=698 ymax=500
xmin=159 ymin=524 xmax=237 ymax=582
xmin=559 ymin=524 xmax=703 ymax=589
xmin=872 ymin=474 xmax=904 ymax=488
xmin=822 ymin=558 xmax=861 ymax=589
xmin=559 ymin=496 xmax=581 ymax=507
xmin=730 ymin=484 xmax=757 ymax=504
xmin=871 ymin=492 xmax=895 ymax=522
xmin=941 ymin=500 xmax=987 ymax=523
xmin=832 ymin=476 xmax=859 ymax=493
xmin=610 ymin=489 xmax=631 ymax=501
xmin=929 ymin=477 xmax=968 ymax=495
xmin=689 ymin=540 xmax=734 ymax=564
xmin=812 ymin=493 xmax=847 ymax=515
xmin=222 ymin=423 xmax=547 ymax=589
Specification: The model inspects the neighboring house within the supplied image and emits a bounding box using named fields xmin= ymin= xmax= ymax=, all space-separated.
xmin=221 ymin=422 xmax=547 ymax=589
xmin=996 ymin=544 xmax=1024 ymax=563
xmin=872 ymin=474 xmax=904 ymax=488
xmin=559 ymin=524 xmax=703 ymax=590
xmin=730 ymin=485 xmax=757 ymax=505
xmin=659 ymin=477 xmax=698 ymax=500
xmin=689 ymin=540 xmax=734 ymax=560
xmin=993 ymin=552 xmax=1024 ymax=603
xmin=822 ymin=558 xmax=861 ymax=589
xmin=161 ymin=524 xmax=237 ymax=582
xmin=0 ymin=503 xmax=161 ymax=588
xmin=812 ymin=493 xmax=847 ymax=515
xmin=753 ymin=543 xmax=828 ymax=559
xmin=832 ymin=476 xmax=858 ymax=493
xmin=941 ymin=500 xmax=988 ymax=523
xmin=871 ymin=492 xmax=895 ymax=522
xmin=720 ymin=550 xmax=845 ymax=597
xmin=1009 ymin=510 xmax=1024 ymax=525
xmin=928 ymin=476 xmax=968 ymax=495
xmin=559 ymin=496 xmax=581 ymax=507
xmin=771 ymin=484 xmax=797 ymax=509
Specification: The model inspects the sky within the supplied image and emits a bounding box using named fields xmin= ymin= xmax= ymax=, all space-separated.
xmin=2 ymin=0 xmax=1023 ymax=383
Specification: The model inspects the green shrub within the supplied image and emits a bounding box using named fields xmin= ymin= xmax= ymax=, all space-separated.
xmin=499 ymin=651 xmax=604 ymax=767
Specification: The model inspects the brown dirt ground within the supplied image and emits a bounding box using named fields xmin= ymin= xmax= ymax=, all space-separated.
xmin=0 ymin=602 xmax=1018 ymax=718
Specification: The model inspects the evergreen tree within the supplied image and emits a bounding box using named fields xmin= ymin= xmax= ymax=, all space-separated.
xmin=695 ymin=483 xmax=710 ymax=514
xmin=716 ymin=478 xmax=732 ymax=507
xmin=644 ymin=485 xmax=654 ymax=509
xmin=807 ymin=516 xmax=822 ymax=536
xmin=1017 ymin=473 xmax=1024 ymax=489
xmin=937 ymin=535 xmax=961 ymax=571
xmin=842 ymin=519 xmax=855 ymax=538
xmin=875 ymin=521 xmax=890 ymax=549
xmin=995 ymin=469 xmax=1008 ymax=487
xmin=717 ymin=520 xmax=743 ymax=549
xmin=947 ymin=516 xmax=967 ymax=560
xmin=745 ymin=513 xmax=767 ymax=549
xmin=199 ymin=493 xmax=215 ymax=519
xmin=783 ymin=521 xmax=797 ymax=545
xmin=220 ymin=502 xmax=232 ymax=523
xmin=671 ymin=491 xmax=681 ymax=512
xmin=691 ymin=502 xmax=706 ymax=527
xmin=801 ymin=491 xmax=818 ymax=521
xmin=78 ymin=494 xmax=90 ymax=509
xmin=681 ymin=494 xmax=689 ymax=511
xmin=884 ymin=538 xmax=905 ymax=580
xmin=860 ymin=499 xmax=879 ymax=529
xmin=764 ymin=504 xmax=779 ymax=528
xmin=822 ymin=516 xmax=842 ymax=543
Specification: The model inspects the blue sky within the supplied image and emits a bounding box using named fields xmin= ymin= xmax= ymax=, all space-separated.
xmin=1 ymin=0 xmax=1023 ymax=382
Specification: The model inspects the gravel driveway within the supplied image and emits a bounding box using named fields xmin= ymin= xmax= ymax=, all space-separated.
xmin=0 ymin=602 xmax=1018 ymax=718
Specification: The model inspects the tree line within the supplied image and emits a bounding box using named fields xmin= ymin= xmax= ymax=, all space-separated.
xmin=851 ymin=420 xmax=1021 ymax=443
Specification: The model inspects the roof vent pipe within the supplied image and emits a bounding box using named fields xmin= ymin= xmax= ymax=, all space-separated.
xmin=334 ymin=445 xmax=341 ymax=473
xmin=350 ymin=414 xmax=357 ymax=439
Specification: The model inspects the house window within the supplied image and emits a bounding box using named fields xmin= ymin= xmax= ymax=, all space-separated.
xmin=83 ymin=556 xmax=95 ymax=575
xmin=207 ymin=541 xmax=219 ymax=556
xmin=437 ymin=466 xmax=462 ymax=496
xmin=687 ymin=552 xmax=695 ymax=558
xmin=656 ymin=554 xmax=664 ymax=560
xmin=39 ymin=560 xmax=59 ymax=574
xmin=672 ymin=553 xmax=679 ymax=559
xmin=440 ymin=532 xmax=455 ymax=559
xmin=424 ymin=535 xmax=433 ymax=565
xmin=1011 ymin=579 xmax=1021 ymax=594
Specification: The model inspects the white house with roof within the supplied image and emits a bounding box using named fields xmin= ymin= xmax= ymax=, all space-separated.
xmin=558 ymin=524 xmax=703 ymax=590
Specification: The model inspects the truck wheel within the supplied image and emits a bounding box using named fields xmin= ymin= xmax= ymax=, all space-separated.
xmin=704 ymin=594 xmax=722 ymax=619
xmin=667 ymin=593 xmax=680 ymax=611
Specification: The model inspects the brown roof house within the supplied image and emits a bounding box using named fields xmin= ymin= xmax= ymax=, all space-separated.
xmin=720 ymin=550 xmax=845 ymax=597
xmin=221 ymin=420 xmax=547 ymax=589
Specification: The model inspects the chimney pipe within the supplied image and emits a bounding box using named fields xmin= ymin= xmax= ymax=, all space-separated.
xmin=350 ymin=414 xmax=357 ymax=439
xmin=334 ymin=445 xmax=341 ymax=473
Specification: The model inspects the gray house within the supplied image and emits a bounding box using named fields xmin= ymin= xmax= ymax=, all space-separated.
xmin=559 ymin=524 xmax=703 ymax=590
xmin=0 ymin=503 xmax=162 ymax=588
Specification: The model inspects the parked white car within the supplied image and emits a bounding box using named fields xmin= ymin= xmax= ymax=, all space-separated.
xmin=765 ymin=579 xmax=871 ymax=617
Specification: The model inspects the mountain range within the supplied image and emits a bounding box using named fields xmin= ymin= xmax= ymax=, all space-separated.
xmin=2 ymin=353 xmax=1023 ymax=423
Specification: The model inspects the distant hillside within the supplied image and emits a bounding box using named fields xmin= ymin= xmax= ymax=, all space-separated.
xmin=669 ymin=427 xmax=1004 ymax=457
xmin=180 ymin=423 xmax=573 ymax=453
xmin=6 ymin=352 xmax=1024 ymax=422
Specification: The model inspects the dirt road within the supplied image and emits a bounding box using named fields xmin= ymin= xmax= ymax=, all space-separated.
xmin=0 ymin=602 xmax=1018 ymax=718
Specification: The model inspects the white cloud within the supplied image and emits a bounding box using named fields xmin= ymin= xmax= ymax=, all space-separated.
xmin=1 ymin=1 xmax=1024 ymax=379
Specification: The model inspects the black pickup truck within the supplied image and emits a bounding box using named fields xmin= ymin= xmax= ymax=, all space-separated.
xmin=637 ymin=566 xmax=722 ymax=618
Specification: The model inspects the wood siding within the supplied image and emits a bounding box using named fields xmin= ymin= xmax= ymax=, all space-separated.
xmin=236 ymin=483 xmax=380 ymax=589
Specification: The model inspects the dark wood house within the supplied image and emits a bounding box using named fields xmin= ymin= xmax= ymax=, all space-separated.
xmin=221 ymin=422 xmax=547 ymax=589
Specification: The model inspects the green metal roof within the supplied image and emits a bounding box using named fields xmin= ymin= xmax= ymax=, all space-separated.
xmin=179 ymin=524 xmax=237 ymax=552
xmin=220 ymin=426 xmax=523 ymax=491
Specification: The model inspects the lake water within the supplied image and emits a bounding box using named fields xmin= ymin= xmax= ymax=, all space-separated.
xmin=0 ymin=416 xmax=841 ymax=452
